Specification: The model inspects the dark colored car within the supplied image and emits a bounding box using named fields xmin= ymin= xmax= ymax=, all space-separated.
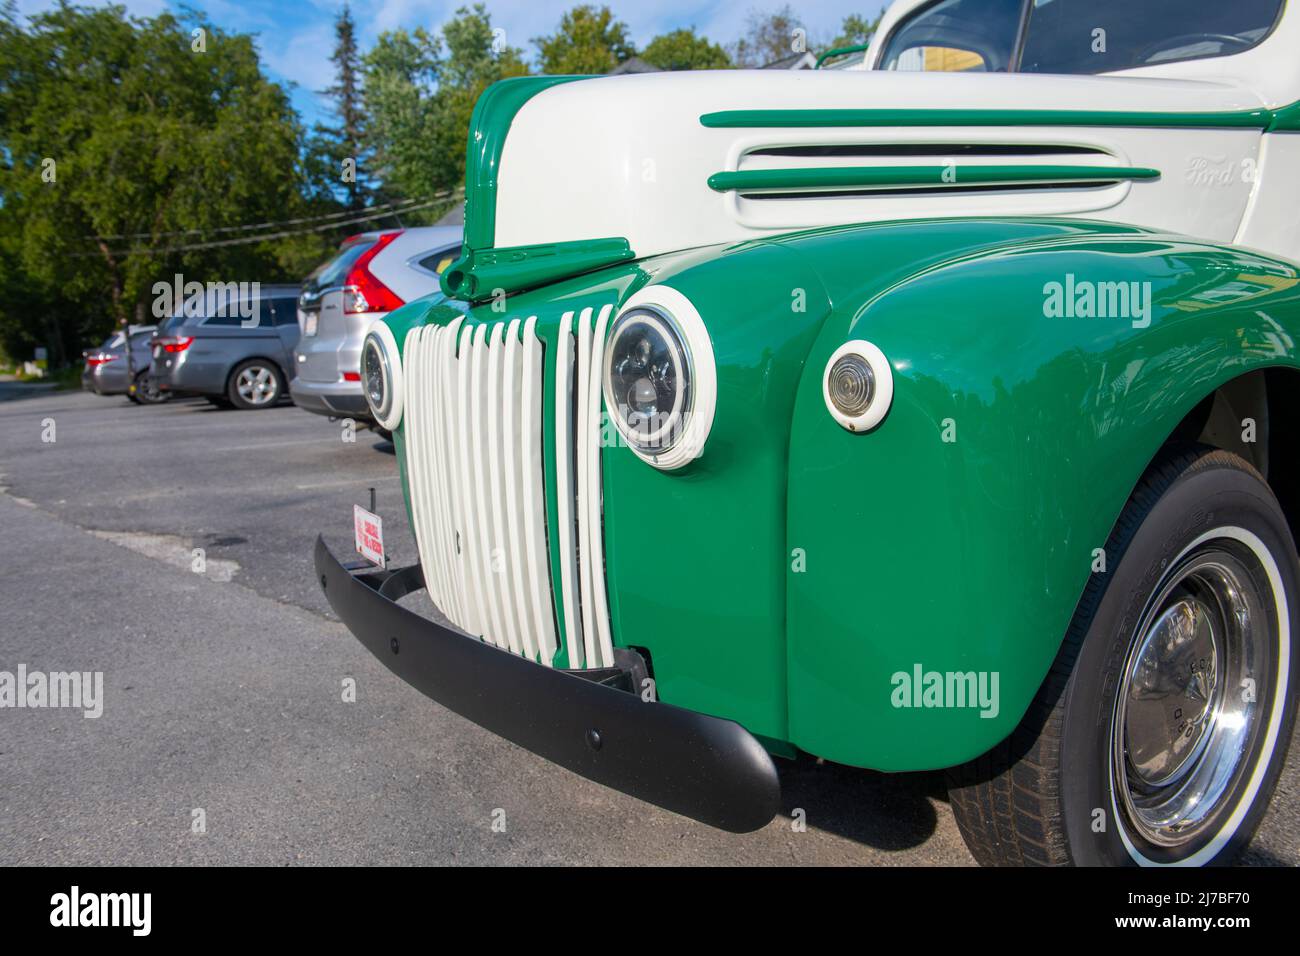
xmin=81 ymin=326 xmax=169 ymax=404
xmin=152 ymin=284 xmax=301 ymax=409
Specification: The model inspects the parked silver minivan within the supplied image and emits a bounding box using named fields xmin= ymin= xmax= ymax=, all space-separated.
xmin=290 ymin=227 xmax=460 ymax=430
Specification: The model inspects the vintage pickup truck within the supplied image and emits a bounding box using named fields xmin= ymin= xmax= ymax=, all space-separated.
xmin=317 ymin=0 xmax=1300 ymax=866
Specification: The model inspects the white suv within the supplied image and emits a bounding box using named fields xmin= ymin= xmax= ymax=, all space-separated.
xmin=290 ymin=226 xmax=461 ymax=431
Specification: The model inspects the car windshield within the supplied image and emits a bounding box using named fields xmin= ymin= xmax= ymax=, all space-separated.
xmin=880 ymin=0 xmax=1286 ymax=74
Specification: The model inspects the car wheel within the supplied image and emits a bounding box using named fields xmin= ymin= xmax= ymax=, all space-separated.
xmin=133 ymin=371 xmax=171 ymax=405
xmin=227 ymin=360 xmax=284 ymax=410
xmin=373 ymin=426 xmax=393 ymax=443
xmin=948 ymin=445 xmax=1297 ymax=866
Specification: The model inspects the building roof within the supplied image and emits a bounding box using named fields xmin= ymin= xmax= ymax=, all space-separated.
xmin=608 ymin=56 xmax=662 ymax=75
xmin=761 ymin=50 xmax=817 ymax=70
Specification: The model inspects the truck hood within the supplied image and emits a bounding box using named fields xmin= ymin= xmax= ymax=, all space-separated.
xmin=443 ymin=69 xmax=1276 ymax=303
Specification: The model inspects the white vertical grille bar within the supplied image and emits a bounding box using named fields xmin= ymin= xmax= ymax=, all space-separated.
xmin=455 ymin=325 xmax=486 ymax=638
xmin=584 ymin=304 xmax=616 ymax=668
xmin=553 ymin=311 xmax=583 ymax=668
xmin=402 ymin=328 xmax=434 ymax=592
xmin=469 ymin=324 xmax=507 ymax=648
xmin=434 ymin=318 xmax=467 ymax=628
xmin=521 ymin=317 xmax=558 ymax=666
xmin=417 ymin=328 xmax=447 ymax=612
xmin=574 ymin=307 xmax=600 ymax=669
xmin=423 ymin=325 xmax=454 ymax=617
xmin=501 ymin=318 xmax=536 ymax=660
xmin=485 ymin=323 xmax=522 ymax=655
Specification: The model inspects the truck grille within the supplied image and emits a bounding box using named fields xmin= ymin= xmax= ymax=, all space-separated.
xmin=401 ymin=306 xmax=616 ymax=669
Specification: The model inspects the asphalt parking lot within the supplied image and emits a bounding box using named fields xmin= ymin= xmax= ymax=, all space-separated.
xmin=1 ymin=383 xmax=1297 ymax=866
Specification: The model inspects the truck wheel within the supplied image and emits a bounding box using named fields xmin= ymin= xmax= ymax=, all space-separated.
xmin=227 ymin=360 xmax=284 ymax=410
xmin=948 ymin=446 xmax=1297 ymax=865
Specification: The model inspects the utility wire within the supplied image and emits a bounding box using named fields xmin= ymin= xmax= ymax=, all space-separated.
xmin=84 ymin=194 xmax=455 ymax=241
xmin=73 ymin=195 xmax=460 ymax=258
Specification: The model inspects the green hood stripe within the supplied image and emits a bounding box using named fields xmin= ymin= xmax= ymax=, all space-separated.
xmin=700 ymin=107 xmax=1278 ymax=130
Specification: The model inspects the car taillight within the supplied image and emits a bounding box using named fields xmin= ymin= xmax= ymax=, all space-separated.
xmin=343 ymin=231 xmax=405 ymax=315
xmin=156 ymin=336 xmax=194 ymax=353
xmin=85 ymin=353 xmax=118 ymax=368
xmin=342 ymin=371 xmax=361 ymax=382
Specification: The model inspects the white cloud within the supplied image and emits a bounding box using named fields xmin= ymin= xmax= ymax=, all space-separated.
xmin=261 ymin=19 xmax=337 ymax=100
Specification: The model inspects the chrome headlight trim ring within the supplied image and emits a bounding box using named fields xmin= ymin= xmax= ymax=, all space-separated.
xmin=604 ymin=285 xmax=716 ymax=470
xmin=363 ymin=321 xmax=404 ymax=431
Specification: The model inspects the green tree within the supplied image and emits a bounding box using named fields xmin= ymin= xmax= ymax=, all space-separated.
xmin=534 ymin=5 xmax=634 ymax=74
xmin=362 ymin=4 xmax=526 ymax=205
xmin=728 ymin=5 xmax=807 ymax=67
xmin=641 ymin=28 xmax=731 ymax=70
xmin=315 ymin=3 xmax=375 ymax=209
xmin=827 ymin=12 xmax=883 ymax=51
xmin=0 ymin=3 xmax=332 ymax=361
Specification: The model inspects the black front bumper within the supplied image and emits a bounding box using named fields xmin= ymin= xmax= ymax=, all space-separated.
xmin=315 ymin=536 xmax=780 ymax=833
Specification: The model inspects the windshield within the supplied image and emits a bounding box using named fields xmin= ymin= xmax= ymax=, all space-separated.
xmin=880 ymin=0 xmax=1285 ymax=74
xmin=1020 ymin=0 xmax=1285 ymax=74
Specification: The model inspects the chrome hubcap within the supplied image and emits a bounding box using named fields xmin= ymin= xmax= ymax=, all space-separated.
xmin=237 ymin=367 xmax=276 ymax=405
xmin=1112 ymin=543 xmax=1271 ymax=849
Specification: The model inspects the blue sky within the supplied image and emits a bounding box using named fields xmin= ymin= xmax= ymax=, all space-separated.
xmin=14 ymin=0 xmax=888 ymax=128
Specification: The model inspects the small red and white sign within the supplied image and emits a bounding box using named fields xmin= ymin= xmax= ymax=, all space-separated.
xmin=353 ymin=505 xmax=386 ymax=568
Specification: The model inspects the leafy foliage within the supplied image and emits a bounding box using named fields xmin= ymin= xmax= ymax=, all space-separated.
xmin=728 ymin=5 xmax=808 ymax=67
xmin=641 ymin=28 xmax=732 ymax=71
xmin=0 ymin=3 xmax=336 ymax=361
xmin=831 ymin=13 xmax=884 ymax=49
xmin=533 ymin=5 xmax=635 ymax=74
xmin=362 ymin=4 xmax=526 ymax=207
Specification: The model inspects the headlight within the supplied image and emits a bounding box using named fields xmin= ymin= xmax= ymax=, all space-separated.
xmin=361 ymin=323 xmax=404 ymax=430
xmin=822 ymin=340 xmax=893 ymax=432
xmin=605 ymin=309 xmax=690 ymax=451
xmin=603 ymin=286 xmax=715 ymax=470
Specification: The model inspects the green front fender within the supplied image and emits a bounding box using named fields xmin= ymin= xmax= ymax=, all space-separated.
xmin=785 ymin=221 xmax=1300 ymax=771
